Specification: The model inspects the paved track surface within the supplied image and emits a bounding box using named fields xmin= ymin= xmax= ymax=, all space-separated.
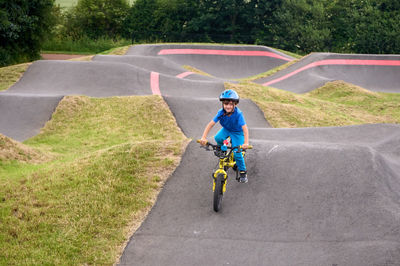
xmin=127 ymin=44 xmax=294 ymax=79
xmin=0 ymin=44 xmax=399 ymax=265
xmin=0 ymin=93 xmax=63 ymax=141
xmin=256 ymin=53 xmax=400 ymax=93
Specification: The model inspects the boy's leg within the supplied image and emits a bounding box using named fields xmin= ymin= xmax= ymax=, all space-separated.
xmin=231 ymin=132 xmax=246 ymax=172
xmin=214 ymin=128 xmax=230 ymax=146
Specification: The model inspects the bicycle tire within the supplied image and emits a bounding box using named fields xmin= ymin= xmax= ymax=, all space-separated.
xmin=213 ymin=174 xmax=224 ymax=212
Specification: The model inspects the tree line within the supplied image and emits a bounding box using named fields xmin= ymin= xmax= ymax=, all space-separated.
xmin=1 ymin=0 xmax=400 ymax=67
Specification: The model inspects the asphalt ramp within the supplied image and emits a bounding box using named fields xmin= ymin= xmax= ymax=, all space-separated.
xmin=0 ymin=93 xmax=63 ymax=141
xmin=127 ymin=44 xmax=294 ymax=79
xmin=256 ymin=53 xmax=400 ymax=93
xmin=6 ymin=60 xmax=152 ymax=97
xmin=92 ymin=55 xmax=215 ymax=81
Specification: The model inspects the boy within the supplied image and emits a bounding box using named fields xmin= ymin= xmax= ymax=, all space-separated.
xmin=200 ymin=89 xmax=249 ymax=183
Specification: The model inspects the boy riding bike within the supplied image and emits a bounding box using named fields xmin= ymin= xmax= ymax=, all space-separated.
xmin=200 ymin=89 xmax=250 ymax=183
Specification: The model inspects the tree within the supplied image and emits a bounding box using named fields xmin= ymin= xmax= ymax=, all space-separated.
xmin=123 ymin=0 xmax=158 ymax=41
xmin=63 ymin=0 xmax=129 ymax=40
xmin=329 ymin=0 xmax=400 ymax=54
xmin=269 ymin=0 xmax=331 ymax=53
xmin=0 ymin=0 xmax=56 ymax=66
xmin=124 ymin=0 xmax=198 ymax=42
xmin=184 ymin=0 xmax=255 ymax=43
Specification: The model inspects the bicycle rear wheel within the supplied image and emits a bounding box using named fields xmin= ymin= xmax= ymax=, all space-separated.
xmin=213 ymin=174 xmax=224 ymax=212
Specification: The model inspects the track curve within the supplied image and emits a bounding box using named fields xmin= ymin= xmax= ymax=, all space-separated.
xmin=255 ymin=53 xmax=400 ymax=93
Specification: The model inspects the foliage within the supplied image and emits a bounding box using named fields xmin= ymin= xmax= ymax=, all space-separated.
xmin=269 ymin=0 xmax=331 ymax=53
xmin=121 ymin=0 xmax=400 ymax=54
xmin=183 ymin=0 xmax=255 ymax=43
xmin=0 ymin=0 xmax=56 ymax=66
xmin=124 ymin=0 xmax=198 ymax=42
xmin=62 ymin=0 xmax=129 ymax=40
xmin=329 ymin=0 xmax=400 ymax=53
xmin=2 ymin=0 xmax=400 ymax=64
xmin=42 ymin=36 xmax=130 ymax=54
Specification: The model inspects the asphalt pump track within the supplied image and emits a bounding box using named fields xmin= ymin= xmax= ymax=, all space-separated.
xmin=1 ymin=44 xmax=399 ymax=265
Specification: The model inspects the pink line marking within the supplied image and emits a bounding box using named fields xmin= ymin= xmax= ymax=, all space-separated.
xmin=150 ymin=72 xmax=161 ymax=95
xmin=176 ymin=71 xmax=195 ymax=79
xmin=263 ymin=59 xmax=400 ymax=86
xmin=158 ymin=49 xmax=292 ymax=61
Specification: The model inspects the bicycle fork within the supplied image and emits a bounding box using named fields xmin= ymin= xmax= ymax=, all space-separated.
xmin=213 ymin=169 xmax=227 ymax=193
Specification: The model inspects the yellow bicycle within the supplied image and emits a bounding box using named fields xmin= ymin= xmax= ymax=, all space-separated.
xmin=197 ymin=139 xmax=253 ymax=212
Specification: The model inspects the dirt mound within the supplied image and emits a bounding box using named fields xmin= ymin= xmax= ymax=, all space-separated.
xmin=0 ymin=134 xmax=48 ymax=163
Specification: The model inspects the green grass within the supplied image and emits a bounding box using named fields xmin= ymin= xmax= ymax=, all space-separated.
xmin=0 ymin=63 xmax=31 ymax=91
xmin=42 ymin=37 xmax=131 ymax=54
xmin=55 ymin=0 xmax=135 ymax=8
xmin=236 ymin=59 xmax=300 ymax=82
xmin=0 ymin=95 xmax=188 ymax=265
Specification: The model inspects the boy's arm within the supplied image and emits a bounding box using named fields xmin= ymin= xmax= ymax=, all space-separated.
xmin=242 ymin=124 xmax=249 ymax=149
xmin=200 ymin=120 xmax=215 ymax=145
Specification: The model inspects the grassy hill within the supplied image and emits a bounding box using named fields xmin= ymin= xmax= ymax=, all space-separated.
xmin=0 ymin=95 xmax=188 ymax=265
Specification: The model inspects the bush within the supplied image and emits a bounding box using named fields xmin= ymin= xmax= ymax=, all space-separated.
xmin=62 ymin=0 xmax=130 ymax=40
xmin=0 ymin=0 xmax=56 ymax=66
xmin=42 ymin=36 xmax=131 ymax=54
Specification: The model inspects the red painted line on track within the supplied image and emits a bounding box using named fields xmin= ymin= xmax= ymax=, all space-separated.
xmin=158 ymin=49 xmax=292 ymax=61
xmin=150 ymin=72 xmax=161 ymax=95
xmin=263 ymin=59 xmax=400 ymax=86
xmin=176 ymin=71 xmax=195 ymax=79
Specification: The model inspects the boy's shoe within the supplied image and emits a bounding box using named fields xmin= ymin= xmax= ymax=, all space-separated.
xmin=239 ymin=171 xmax=248 ymax=183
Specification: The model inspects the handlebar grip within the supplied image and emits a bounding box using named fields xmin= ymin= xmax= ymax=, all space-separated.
xmin=197 ymin=139 xmax=208 ymax=144
xmin=240 ymin=145 xmax=253 ymax=149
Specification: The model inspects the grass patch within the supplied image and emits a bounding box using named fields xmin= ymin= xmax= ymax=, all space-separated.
xmin=42 ymin=37 xmax=131 ymax=55
xmin=99 ymin=45 xmax=131 ymax=55
xmin=0 ymin=135 xmax=49 ymax=163
xmin=274 ymin=48 xmax=304 ymax=59
xmin=0 ymin=63 xmax=31 ymax=91
xmin=227 ymin=80 xmax=400 ymax=128
xmin=237 ymin=59 xmax=300 ymax=82
xmin=183 ymin=65 xmax=213 ymax=77
xmin=55 ymin=0 xmax=135 ymax=8
xmin=0 ymin=95 xmax=188 ymax=265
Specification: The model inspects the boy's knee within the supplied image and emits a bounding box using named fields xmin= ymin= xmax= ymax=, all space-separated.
xmin=234 ymin=151 xmax=244 ymax=159
xmin=214 ymin=135 xmax=224 ymax=144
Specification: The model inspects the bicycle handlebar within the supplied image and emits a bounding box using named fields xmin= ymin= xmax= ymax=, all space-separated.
xmin=196 ymin=139 xmax=253 ymax=150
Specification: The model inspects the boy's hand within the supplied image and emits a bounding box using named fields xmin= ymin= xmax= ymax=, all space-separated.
xmin=200 ymin=138 xmax=208 ymax=146
xmin=242 ymin=143 xmax=249 ymax=150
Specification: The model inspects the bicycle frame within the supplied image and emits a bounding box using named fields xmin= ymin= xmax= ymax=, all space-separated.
xmin=197 ymin=139 xmax=253 ymax=212
xmin=198 ymin=140 xmax=245 ymax=192
xmin=213 ymin=147 xmax=238 ymax=193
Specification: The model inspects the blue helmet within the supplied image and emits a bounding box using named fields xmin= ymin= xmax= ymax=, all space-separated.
xmin=219 ymin=89 xmax=239 ymax=103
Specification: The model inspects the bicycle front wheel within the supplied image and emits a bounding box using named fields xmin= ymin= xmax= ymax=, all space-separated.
xmin=213 ymin=174 xmax=224 ymax=212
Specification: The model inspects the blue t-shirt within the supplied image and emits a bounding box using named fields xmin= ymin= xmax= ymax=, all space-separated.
xmin=213 ymin=107 xmax=246 ymax=132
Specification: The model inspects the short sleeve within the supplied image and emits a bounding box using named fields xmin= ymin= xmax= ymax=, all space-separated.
xmin=238 ymin=112 xmax=246 ymax=127
xmin=213 ymin=109 xmax=224 ymax=123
